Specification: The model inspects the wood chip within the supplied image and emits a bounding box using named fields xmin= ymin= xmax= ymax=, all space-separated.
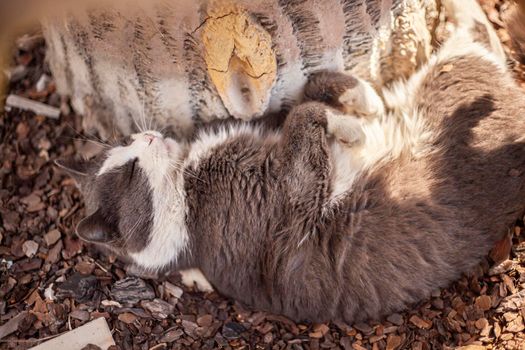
xmin=490 ymin=232 xmax=513 ymax=264
xmin=475 ymin=318 xmax=488 ymax=330
xmin=117 ymin=313 xmax=137 ymax=324
xmin=20 ymin=193 xmax=44 ymax=212
xmin=505 ymin=315 xmax=524 ymax=333
xmin=159 ymin=329 xmax=184 ymax=343
xmin=409 ymin=315 xmax=432 ymax=329
xmin=353 ymin=322 xmax=373 ymax=334
xmin=489 ymin=259 xmax=515 ymax=276
xmin=352 ymin=342 xmax=368 ymax=350
xmin=22 ymin=240 xmax=39 ymax=258
xmin=0 ymin=312 xmax=29 ymax=340
xmin=111 ymin=277 xmax=155 ymax=305
xmin=75 ymin=261 xmax=95 ymax=275
xmin=386 ymin=334 xmax=402 ymax=350
xmin=313 ymin=323 xmax=330 ymax=336
xmin=501 ymin=274 xmax=517 ymax=294
xmin=475 ymin=295 xmax=492 ymax=311
xmin=29 ymin=317 xmax=115 ymax=350
xmin=44 ymin=229 xmax=61 ymax=247
xmin=386 ymin=313 xmax=404 ymax=326
xmin=46 ymin=240 xmax=63 ymax=264
xmin=163 ymin=281 xmax=183 ymax=299
xmin=140 ymin=299 xmax=175 ymax=320
xmin=70 ymin=310 xmax=90 ymax=322
xmin=6 ymin=94 xmax=60 ymax=119
xmin=197 ymin=314 xmax=213 ymax=327
xmin=56 ymin=273 xmax=98 ymax=302
xmin=500 ymin=333 xmax=513 ymax=341
xmin=309 ymin=330 xmax=324 ymax=339
xmin=494 ymin=322 xmax=502 ymax=338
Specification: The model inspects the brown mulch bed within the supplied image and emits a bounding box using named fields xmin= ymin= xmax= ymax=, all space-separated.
xmin=1 ymin=1 xmax=525 ymax=349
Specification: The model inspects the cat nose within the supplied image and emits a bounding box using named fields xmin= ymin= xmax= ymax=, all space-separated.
xmin=144 ymin=133 xmax=156 ymax=143
xmin=143 ymin=131 xmax=163 ymax=144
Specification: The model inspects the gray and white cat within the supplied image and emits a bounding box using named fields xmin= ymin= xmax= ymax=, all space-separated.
xmin=57 ymin=0 xmax=525 ymax=323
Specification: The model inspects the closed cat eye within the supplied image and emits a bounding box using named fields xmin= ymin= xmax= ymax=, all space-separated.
xmin=121 ymin=136 xmax=133 ymax=147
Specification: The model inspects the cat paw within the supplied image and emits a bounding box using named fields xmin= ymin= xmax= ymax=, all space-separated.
xmin=325 ymin=109 xmax=365 ymax=147
xmin=179 ymin=268 xmax=214 ymax=293
xmin=338 ymin=79 xmax=385 ymax=119
xmin=305 ymin=71 xmax=384 ymax=119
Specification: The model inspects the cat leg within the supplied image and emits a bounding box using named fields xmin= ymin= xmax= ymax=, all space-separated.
xmin=304 ymin=71 xmax=384 ymax=119
xmin=277 ymin=101 xmax=360 ymax=230
xmin=441 ymin=0 xmax=505 ymax=64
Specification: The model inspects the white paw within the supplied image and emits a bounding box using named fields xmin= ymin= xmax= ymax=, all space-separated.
xmin=338 ymin=78 xmax=384 ymax=119
xmin=179 ymin=268 xmax=214 ymax=293
xmin=326 ymin=109 xmax=365 ymax=147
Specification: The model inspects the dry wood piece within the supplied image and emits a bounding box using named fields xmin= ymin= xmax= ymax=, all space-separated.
xmin=386 ymin=334 xmax=402 ymax=350
xmin=0 ymin=311 xmax=29 ymax=340
xmin=475 ymin=295 xmax=493 ymax=311
xmin=117 ymin=313 xmax=137 ymax=324
xmin=44 ymin=229 xmax=61 ymax=246
xmin=110 ymin=277 xmax=155 ymax=305
xmin=55 ymin=273 xmax=98 ymax=302
xmin=29 ymin=317 xmax=115 ymax=350
xmin=409 ymin=315 xmax=433 ymax=329
xmin=140 ymin=299 xmax=175 ymax=320
xmin=6 ymin=94 xmax=60 ymax=119
xmin=163 ymin=281 xmax=183 ymax=299
xmin=490 ymin=232 xmax=513 ymax=263
xmin=22 ymin=240 xmax=38 ymax=257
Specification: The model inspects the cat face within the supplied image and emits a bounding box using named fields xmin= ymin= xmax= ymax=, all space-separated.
xmin=56 ymin=131 xmax=189 ymax=270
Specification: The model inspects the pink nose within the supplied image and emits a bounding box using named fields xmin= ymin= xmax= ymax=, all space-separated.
xmin=144 ymin=133 xmax=157 ymax=144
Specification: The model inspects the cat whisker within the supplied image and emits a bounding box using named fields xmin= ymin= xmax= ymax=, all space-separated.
xmin=138 ymin=99 xmax=148 ymax=133
xmin=66 ymin=136 xmax=112 ymax=150
xmin=131 ymin=114 xmax=145 ymax=134
xmin=167 ymin=159 xmax=206 ymax=184
xmin=62 ymin=123 xmax=112 ymax=150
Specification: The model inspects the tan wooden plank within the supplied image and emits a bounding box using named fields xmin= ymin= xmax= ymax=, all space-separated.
xmin=29 ymin=317 xmax=115 ymax=350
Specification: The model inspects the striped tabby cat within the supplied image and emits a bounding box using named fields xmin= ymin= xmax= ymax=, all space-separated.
xmin=42 ymin=0 xmax=440 ymax=139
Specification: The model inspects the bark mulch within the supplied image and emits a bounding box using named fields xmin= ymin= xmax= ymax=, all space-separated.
xmin=1 ymin=1 xmax=525 ymax=349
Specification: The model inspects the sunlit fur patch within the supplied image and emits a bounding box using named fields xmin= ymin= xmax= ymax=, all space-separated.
xmin=327 ymin=24 xmax=509 ymax=207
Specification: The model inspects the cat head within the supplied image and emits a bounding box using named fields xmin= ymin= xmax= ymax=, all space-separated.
xmin=56 ymin=131 xmax=189 ymax=271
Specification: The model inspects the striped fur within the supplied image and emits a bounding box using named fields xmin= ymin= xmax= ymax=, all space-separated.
xmin=42 ymin=0 xmax=438 ymax=139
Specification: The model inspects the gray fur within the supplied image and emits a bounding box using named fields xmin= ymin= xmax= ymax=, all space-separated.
xmin=59 ymin=6 xmax=525 ymax=323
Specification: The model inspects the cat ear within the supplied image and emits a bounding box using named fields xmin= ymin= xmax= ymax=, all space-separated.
xmin=76 ymin=209 xmax=112 ymax=243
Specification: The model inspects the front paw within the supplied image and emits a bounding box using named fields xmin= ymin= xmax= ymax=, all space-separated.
xmin=325 ymin=109 xmax=365 ymax=147
xmin=305 ymin=71 xmax=384 ymax=119
xmin=179 ymin=268 xmax=214 ymax=293
xmin=338 ymin=79 xmax=385 ymax=118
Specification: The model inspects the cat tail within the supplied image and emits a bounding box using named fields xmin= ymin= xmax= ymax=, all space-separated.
xmin=504 ymin=0 xmax=525 ymax=65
